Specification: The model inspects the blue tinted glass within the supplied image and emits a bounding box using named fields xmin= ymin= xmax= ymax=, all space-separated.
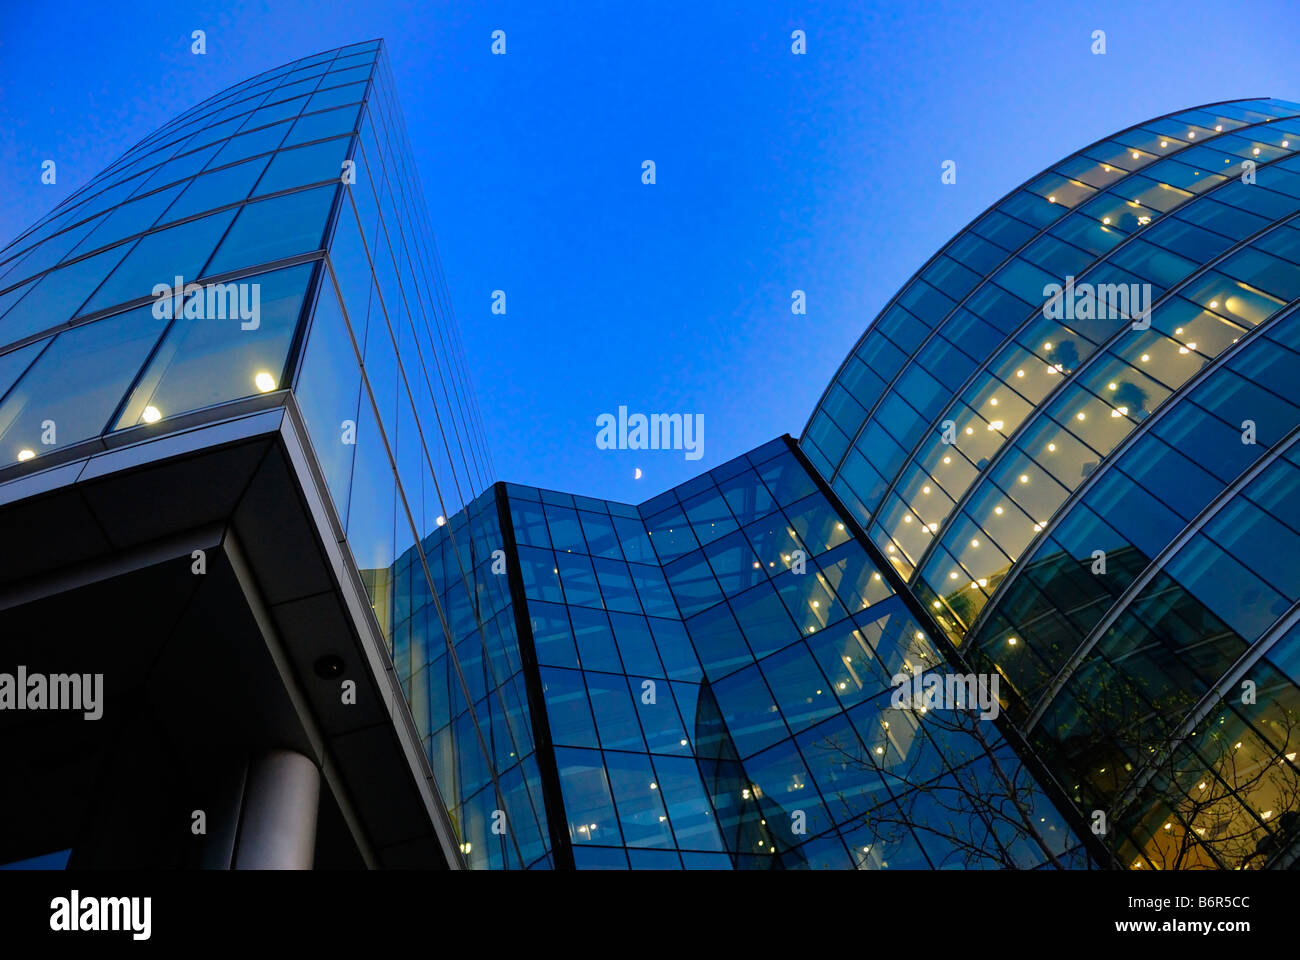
xmin=305 ymin=82 xmax=366 ymax=112
xmin=164 ymin=156 xmax=270 ymax=222
xmin=0 ymin=304 xmax=167 ymax=461
xmin=608 ymin=612 xmax=662 ymax=676
xmin=114 ymin=262 xmax=312 ymax=428
xmin=76 ymin=184 xmax=185 ymax=254
xmin=0 ymin=338 xmax=46 ymax=398
xmin=571 ymin=607 xmax=621 ymax=672
xmin=540 ymin=667 xmax=598 ymax=748
xmin=554 ymin=747 xmax=620 ymax=846
xmin=604 ymin=752 xmax=674 ymax=847
xmin=293 ymin=276 xmax=360 ymax=514
xmin=760 ymin=642 xmax=839 ymax=732
xmin=137 ymin=142 xmax=222 ymax=192
xmin=79 ymin=209 xmax=237 ymax=315
xmin=653 ymin=755 xmax=727 ymax=851
xmin=202 ymin=185 xmax=336 ymax=277
xmin=209 ymin=121 xmax=292 ymax=167
xmin=710 ymin=664 xmax=788 ymax=757
xmin=0 ymin=243 xmax=134 ymax=343
xmin=283 ymin=104 xmax=363 ymax=147
xmin=253 ymin=138 xmax=351 ymax=196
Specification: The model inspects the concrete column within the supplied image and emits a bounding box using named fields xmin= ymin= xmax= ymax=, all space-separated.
xmin=233 ymin=749 xmax=320 ymax=869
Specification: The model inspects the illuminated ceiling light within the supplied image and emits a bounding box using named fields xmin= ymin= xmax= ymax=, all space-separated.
xmin=1253 ymin=147 xmax=1261 ymax=155
xmin=922 ymin=485 xmax=931 ymax=494
xmin=1209 ymin=300 xmax=1218 ymax=308
xmin=942 ymin=456 xmax=951 ymax=464
xmin=1075 ymin=412 xmax=1086 ymax=421
xmin=964 ymin=426 xmax=974 ymax=435
xmin=1007 ymin=636 xmax=1018 ymax=645
xmin=989 ymin=397 xmax=998 ymax=406
xmin=970 ymin=538 xmax=979 ymax=547
xmin=1103 ymin=164 xmax=1111 ymax=171
xmin=1284 ymin=140 xmax=1291 ymax=148
xmin=994 ymin=506 xmax=1004 ymax=515
xmin=987 ymin=420 xmax=1004 ymax=430
xmin=1178 ymin=346 xmax=1189 ymax=354
xmin=1015 ymin=369 xmax=1025 ymax=377
xmin=932 ymin=600 xmax=941 ymax=608
xmin=253 ymin=371 xmax=277 ymax=392
xmin=1215 ymin=125 xmax=1223 ymax=131
xmin=1186 ymin=342 xmax=1196 ymax=351
xmin=1044 ymin=341 xmax=1053 ymax=350
xmin=1159 ymin=140 xmax=1168 ymax=147
xmin=1175 ymin=327 xmax=1184 ymax=335
xmin=649 ymin=782 xmax=657 ymax=790
xmin=903 ymin=514 xmax=913 ymax=523
xmin=436 ymin=515 xmax=446 ymax=526
xmin=875 ymin=746 xmax=885 ymax=756
xmin=680 ymin=739 xmax=689 ymax=746
xmin=1132 ymin=151 xmax=1140 ymax=159
xmin=1047 ymin=443 xmax=1057 ymax=452
xmin=872 ymin=572 xmax=881 ymax=580
xmin=927 ymin=522 xmax=938 ymax=532
xmin=1102 ymin=217 xmax=1111 ymax=225
xmin=977 ymin=578 xmax=987 ymax=587
xmin=886 ymin=545 xmax=895 ymax=553
xmin=1187 ymin=131 xmax=1196 ymax=138
xmin=836 ymin=523 xmax=845 ymax=530
xmin=1018 ymin=474 xmax=1029 ymax=484
xmin=1111 ymin=409 xmax=1121 ymax=417
xmin=1048 ymin=195 xmax=1056 ymax=203
xmin=969 ymin=580 xmax=979 ymax=590
xmin=1033 ymin=522 xmax=1044 ymax=532
xmin=1140 ymin=353 xmax=1150 ymax=362
xmin=17 ymin=449 xmax=35 ymax=462
xmin=142 ymin=405 xmax=162 ymax=424
xmin=949 ymin=571 xmax=959 ymax=580
xmin=1107 ymin=382 xmax=1117 ymax=390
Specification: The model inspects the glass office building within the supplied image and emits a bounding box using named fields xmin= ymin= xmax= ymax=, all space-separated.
xmin=0 ymin=40 xmax=508 ymax=869
xmin=408 ymin=438 xmax=1086 ymax=869
xmin=804 ymin=98 xmax=1300 ymax=869
xmin=2 ymin=40 xmax=1297 ymax=870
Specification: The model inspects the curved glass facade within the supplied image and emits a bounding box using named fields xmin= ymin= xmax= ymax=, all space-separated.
xmin=804 ymin=99 xmax=1300 ymax=868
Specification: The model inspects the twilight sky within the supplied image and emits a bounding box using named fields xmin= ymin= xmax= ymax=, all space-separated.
xmin=1 ymin=0 xmax=1296 ymax=501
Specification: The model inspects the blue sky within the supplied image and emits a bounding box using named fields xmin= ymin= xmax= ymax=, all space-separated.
xmin=1 ymin=0 xmax=1297 ymax=503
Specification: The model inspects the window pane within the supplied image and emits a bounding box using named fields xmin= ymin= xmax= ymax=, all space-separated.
xmin=202 ymin=185 xmax=336 ymax=277
xmin=0 ymin=243 xmax=134 ymax=343
xmin=79 ymin=210 xmax=237 ymax=315
xmin=164 ymin=156 xmax=270 ymax=222
xmin=0 ymin=304 xmax=166 ymax=462
xmin=253 ymin=138 xmax=351 ymax=196
xmin=113 ymin=262 xmax=312 ymax=428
